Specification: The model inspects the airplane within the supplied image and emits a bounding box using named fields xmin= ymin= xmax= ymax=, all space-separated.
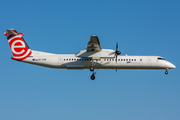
xmin=4 ymin=29 xmax=176 ymax=80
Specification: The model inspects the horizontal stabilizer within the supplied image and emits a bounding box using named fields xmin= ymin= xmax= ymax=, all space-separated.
xmin=4 ymin=29 xmax=24 ymax=36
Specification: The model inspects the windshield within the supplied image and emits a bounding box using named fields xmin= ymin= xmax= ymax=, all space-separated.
xmin=157 ymin=57 xmax=165 ymax=60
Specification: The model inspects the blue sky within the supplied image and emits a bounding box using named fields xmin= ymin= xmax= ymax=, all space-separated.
xmin=0 ymin=0 xmax=180 ymax=120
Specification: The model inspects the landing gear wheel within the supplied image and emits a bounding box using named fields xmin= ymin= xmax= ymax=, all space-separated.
xmin=89 ymin=66 xmax=94 ymax=71
xmin=91 ymin=75 xmax=95 ymax=80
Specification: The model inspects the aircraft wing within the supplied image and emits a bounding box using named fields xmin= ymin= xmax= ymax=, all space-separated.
xmin=86 ymin=35 xmax=102 ymax=52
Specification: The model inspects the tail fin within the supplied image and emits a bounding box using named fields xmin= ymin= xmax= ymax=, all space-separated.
xmin=4 ymin=29 xmax=32 ymax=61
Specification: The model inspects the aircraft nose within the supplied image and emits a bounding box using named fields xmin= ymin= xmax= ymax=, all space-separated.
xmin=166 ymin=62 xmax=176 ymax=69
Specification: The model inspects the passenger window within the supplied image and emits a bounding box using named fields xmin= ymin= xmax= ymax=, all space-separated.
xmin=129 ymin=59 xmax=131 ymax=61
xmin=104 ymin=59 xmax=106 ymax=61
xmin=140 ymin=59 xmax=142 ymax=61
xmin=118 ymin=59 xmax=120 ymax=61
xmin=112 ymin=59 xmax=114 ymax=61
xmin=121 ymin=59 xmax=123 ymax=61
xmin=134 ymin=59 xmax=136 ymax=61
xmin=132 ymin=59 xmax=133 ymax=61
xmin=126 ymin=59 xmax=128 ymax=61
xmin=107 ymin=59 xmax=108 ymax=61
xmin=66 ymin=59 xmax=68 ymax=61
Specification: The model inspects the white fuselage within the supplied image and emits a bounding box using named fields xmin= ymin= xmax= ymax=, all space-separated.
xmin=21 ymin=50 xmax=175 ymax=70
xmin=5 ymin=29 xmax=176 ymax=80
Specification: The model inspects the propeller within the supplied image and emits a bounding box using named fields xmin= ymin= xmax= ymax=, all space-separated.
xmin=115 ymin=42 xmax=121 ymax=63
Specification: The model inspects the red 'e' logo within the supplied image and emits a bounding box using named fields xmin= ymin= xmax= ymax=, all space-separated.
xmin=9 ymin=36 xmax=30 ymax=60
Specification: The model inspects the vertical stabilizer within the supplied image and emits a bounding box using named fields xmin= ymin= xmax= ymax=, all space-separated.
xmin=4 ymin=29 xmax=32 ymax=61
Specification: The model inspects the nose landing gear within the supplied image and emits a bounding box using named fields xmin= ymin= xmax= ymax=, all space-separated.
xmin=165 ymin=68 xmax=168 ymax=75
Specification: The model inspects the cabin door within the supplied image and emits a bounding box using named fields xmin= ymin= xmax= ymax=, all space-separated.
xmin=59 ymin=57 xmax=63 ymax=65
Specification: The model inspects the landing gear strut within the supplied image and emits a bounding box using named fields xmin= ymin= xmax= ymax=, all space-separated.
xmin=165 ymin=68 xmax=168 ymax=75
xmin=89 ymin=59 xmax=95 ymax=72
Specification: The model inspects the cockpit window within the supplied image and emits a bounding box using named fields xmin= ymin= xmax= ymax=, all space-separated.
xmin=157 ymin=57 xmax=165 ymax=60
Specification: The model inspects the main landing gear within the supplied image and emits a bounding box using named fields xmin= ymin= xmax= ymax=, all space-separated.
xmin=90 ymin=69 xmax=98 ymax=80
xmin=165 ymin=68 xmax=168 ymax=75
xmin=90 ymin=66 xmax=95 ymax=80
xmin=89 ymin=59 xmax=99 ymax=80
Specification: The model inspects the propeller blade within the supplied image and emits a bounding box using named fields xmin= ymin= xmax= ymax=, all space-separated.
xmin=116 ymin=54 xmax=117 ymax=63
xmin=115 ymin=42 xmax=121 ymax=63
xmin=116 ymin=42 xmax=118 ymax=51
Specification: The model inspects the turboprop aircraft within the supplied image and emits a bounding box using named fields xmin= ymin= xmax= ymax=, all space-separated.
xmin=4 ymin=29 xmax=176 ymax=80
